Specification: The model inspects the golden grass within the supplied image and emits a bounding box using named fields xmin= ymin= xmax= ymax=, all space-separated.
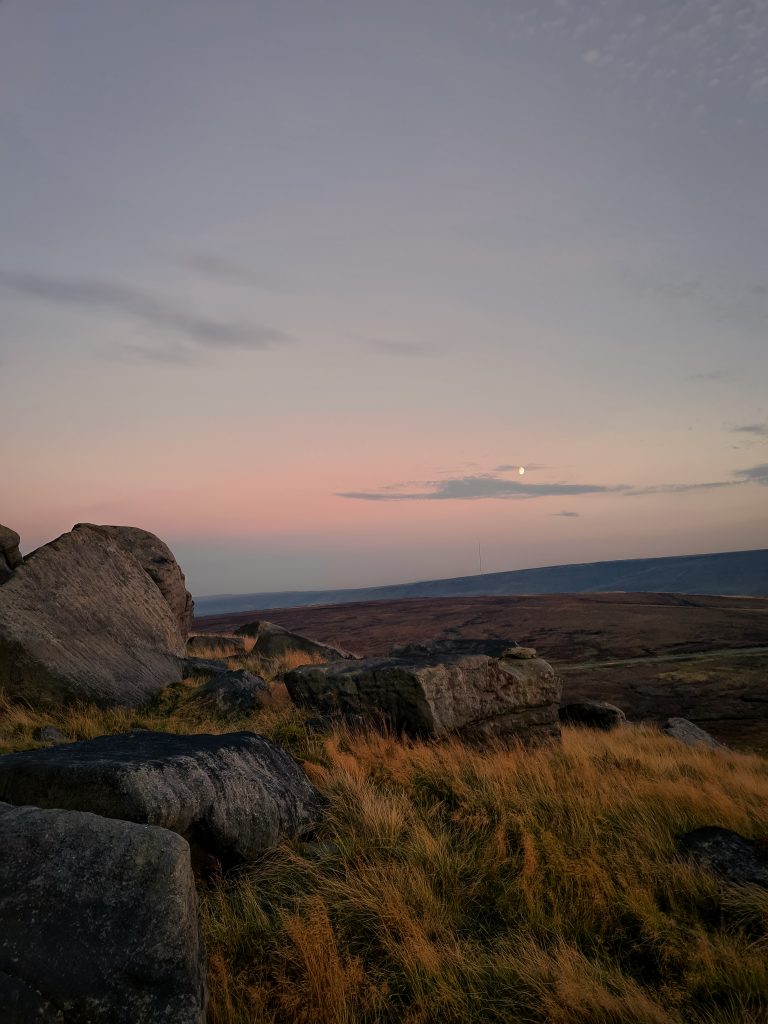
xmin=2 ymin=665 xmax=768 ymax=1023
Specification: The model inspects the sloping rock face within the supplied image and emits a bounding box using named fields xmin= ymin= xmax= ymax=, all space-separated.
xmin=663 ymin=717 xmax=724 ymax=749
xmin=0 ymin=525 xmax=185 ymax=706
xmin=187 ymin=633 xmax=248 ymax=658
xmin=0 ymin=524 xmax=22 ymax=582
xmin=285 ymin=639 xmax=561 ymax=743
xmin=679 ymin=826 xmax=768 ymax=888
xmin=234 ymin=620 xmax=353 ymax=661
xmin=0 ymin=730 xmax=323 ymax=865
xmin=87 ymin=524 xmax=194 ymax=636
xmin=0 ymin=802 xmax=206 ymax=1023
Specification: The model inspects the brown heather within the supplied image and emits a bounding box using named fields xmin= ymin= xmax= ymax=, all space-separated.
xmin=2 ymin=648 xmax=767 ymax=1024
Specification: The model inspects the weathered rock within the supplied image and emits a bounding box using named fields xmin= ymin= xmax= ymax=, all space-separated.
xmin=87 ymin=524 xmax=194 ymax=636
xmin=0 ymin=524 xmax=22 ymax=583
xmin=235 ymin=620 xmax=353 ymax=662
xmin=186 ymin=634 xmax=248 ymax=658
xmin=663 ymin=717 xmax=725 ymax=749
xmin=0 ymin=525 xmax=186 ymax=706
xmin=197 ymin=669 xmax=271 ymax=713
xmin=559 ymin=700 xmax=626 ymax=731
xmin=0 ymin=801 xmax=206 ymax=1023
xmin=285 ymin=638 xmax=561 ymax=743
xmin=32 ymin=725 xmax=68 ymax=744
xmin=679 ymin=826 xmax=768 ymax=888
xmin=503 ymin=646 xmax=538 ymax=659
xmin=0 ymin=730 xmax=323 ymax=864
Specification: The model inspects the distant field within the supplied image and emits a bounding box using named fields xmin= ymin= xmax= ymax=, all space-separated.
xmin=196 ymin=592 xmax=768 ymax=749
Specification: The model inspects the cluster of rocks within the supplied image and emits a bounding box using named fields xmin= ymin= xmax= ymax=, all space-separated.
xmin=0 ymin=520 xmax=750 ymax=1022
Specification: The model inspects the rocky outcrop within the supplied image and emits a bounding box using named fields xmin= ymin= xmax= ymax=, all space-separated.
xmin=663 ymin=717 xmax=724 ymax=749
xmin=679 ymin=826 xmax=768 ymax=888
xmin=187 ymin=634 xmax=248 ymax=658
xmin=0 ymin=801 xmax=206 ymax=1023
xmin=559 ymin=700 xmax=627 ymax=731
xmin=285 ymin=639 xmax=561 ymax=743
xmin=235 ymin=620 xmax=353 ymax=662
xmin=0 ymin=525 xmax=186 ymax=706
xmin=87 ymin=524 xmax=194 ymax=636
xmin=0 ymin=524 xmax=22 ymax=583
xmin=0 ymin=730 xmax=323 ymax=865
xmin=197 ymin=669 xmax=271 ymax=714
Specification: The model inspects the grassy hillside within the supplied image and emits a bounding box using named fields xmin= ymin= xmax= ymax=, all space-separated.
xmin=2 ymin=652 xmax=767 ymax=1024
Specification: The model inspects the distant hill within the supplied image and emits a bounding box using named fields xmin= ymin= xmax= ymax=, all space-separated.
xmin=194 ymin=547 xmax=768 ymax=615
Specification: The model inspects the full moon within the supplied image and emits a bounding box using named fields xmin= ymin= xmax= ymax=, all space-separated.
xmin=518 ymin=466 xmax=525 ymax=476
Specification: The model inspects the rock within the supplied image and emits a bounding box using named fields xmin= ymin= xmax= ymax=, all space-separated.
xmin=0 ymin=524 xmax=23 ymax=583
xmin=0 ymin=730 xmax=323 ymax=865
xmin=285 ymin=638 xmax=561 ymax=744
xmin=234 ymin=620 xmax=353 ymax=662
xmin=679 ymin=826 xmax=768 ymax=888
xmin=0 ymin=801 xmax=206 ymax=1023
xmin=32 ymin=725 xmax=68 ymax=744
xmin=559 ymin=700 xmax=626 ymax=731
xmin=503 ymin=646 xmax=538 ymax=659
xmin=0 ymin=525 xmax=186 ymax=706
xmin=87 ymin=524 xmax=194 ymax=636
xmin=187 ymin=633 xmax=248 ymax=658
xmin=197 ymin=669 xmax=271 ymax=713
xmin=663 ymin=717 xmax=725 ymax=749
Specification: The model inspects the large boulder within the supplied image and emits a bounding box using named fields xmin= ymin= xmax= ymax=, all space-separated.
xmin=197 ymin=669 xmax=271 ymax=714
xmin=234 ymin=620 xmax=353 ymax=662
xmin=0 ymin=730 xmax=323 ymax=865
xmin=0 ymin=801 xmax=206 ymax=1023
xmin=87 ymin=524 xmax=194 ymax=636
xmin=663 ymin=717 xmax=725 ymax=750
xmin=0 ymin=523 xmax=22 ymax=582
xmin=0 ymin=525 xmax=186 ymax=706
xmin=679 ymin=826 xmax=768 ymax=888
xmin=559 ymin=700 xmax=627 ymax=731
xmin=284 ymin=639 xmax=561 ymax=743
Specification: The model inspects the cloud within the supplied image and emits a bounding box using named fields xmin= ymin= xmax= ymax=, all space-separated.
xmin=734 ymin=463 xmax=768 ymax=485
xmin=111 ymin=343 xmax=201 ymax=366
xmin=495 ymin=463 xmax=546 ymax=472
xmin=178 ymin=254 xmax=269 ymax=287
xmin=732 ymin=423 xmax=768 ymax=439
xmin=551 ymin=510 xmax=580 ymax=517
xmin=365 ymin=339 xmax=435 ymax=357
xmin=0 ymin=270 xmax=291 ymax=351
xmin=686 ymin=369 xmax=727 ymax=381
xmin=337 ymin=474 xmax=621 ymax=501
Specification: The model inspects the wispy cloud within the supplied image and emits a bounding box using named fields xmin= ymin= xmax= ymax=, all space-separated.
xmin=178 ymin=253 xmax=271 ymax=287
xmin=365 ymin=338 xmax=435 ymax=357
xmin=0 ymin=270 xmax=291 ymax=351
xmin=686 ymin=369 xmax=727 ymax=382
xmin=495 ymin=463 xmax=547 ymax=472
xmin=551 ymin=510 xmax=580 ymax=517
xmin=732 ymin=423 xmax=768 ymax=439
xmin=338 ymin=462 xmax=768 ymax=502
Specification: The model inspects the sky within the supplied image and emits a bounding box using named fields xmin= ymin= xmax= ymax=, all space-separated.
xmin=1 ymin=0 xmax=767 ymax=597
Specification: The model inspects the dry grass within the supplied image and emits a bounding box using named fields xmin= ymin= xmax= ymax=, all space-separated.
xmin=2 ymin=663 xmax=767 ymax=1023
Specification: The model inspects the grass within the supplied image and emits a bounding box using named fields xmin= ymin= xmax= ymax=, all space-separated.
xmin=2 ymin=650 xmax=767 ymax=1024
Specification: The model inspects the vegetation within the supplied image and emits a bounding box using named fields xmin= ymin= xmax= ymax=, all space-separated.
xmin=1 ymin=649 xmax=767 ymax=1024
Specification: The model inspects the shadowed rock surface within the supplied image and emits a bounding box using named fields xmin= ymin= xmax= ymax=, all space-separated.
xmin=0 ymin=524 xmax=22 ymax=582
xmin=0 ymin=525 xmax=186 ymax=706
xmin=234 ymin=620 xmax=354 ymax=661
xmin=285 ymin=639 xmax=560 ymax=743
xmin=31 ymin=725 xmax=68 ymax=745
xmin=187 ymin=634 xmax=248 ymax=658
xmin=663 ymin=717 xmax=725 ymax=749
xmin=0 ymin=801 xmax=206 ymax=1023
xmin=88 ymin=524 xmax=194 ymax=636
xmin=197 ymin=669 xmax=271 ymax=713
xmin=0 ymin=730 xmax=323 ymax=864
xmin=679 ymin=826 xmax=768 ymax=888
xmin=559 ymin=700 xmax=627 ymax=731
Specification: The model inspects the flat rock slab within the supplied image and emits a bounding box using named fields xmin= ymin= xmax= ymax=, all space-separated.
xmin=0 ymin=525 xmax=185 ymax=706
xmin=679 ymin=826 xmax=768 ymax=888
xmin=0 ymin=730 xmax=323 ymax=865
xmin=663 ymin=717 xmax=725 ymax=749
xmin=0 ymin=801 xmax=206 ymax=1023
xmin=285 ymin=638 xmax=561 ymax=743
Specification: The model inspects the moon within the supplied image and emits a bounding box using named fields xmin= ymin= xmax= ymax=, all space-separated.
xmin=518 ymin=466 xmax=525 ymax=476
